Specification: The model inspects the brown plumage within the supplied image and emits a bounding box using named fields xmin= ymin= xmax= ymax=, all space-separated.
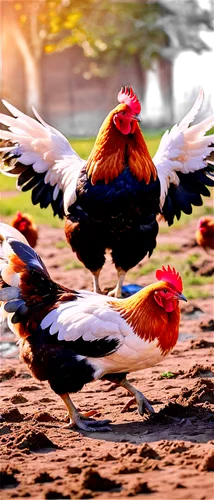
xmin=11 ymin=212 xmax=38 ymax=248
xmin=195 ymin=216 xmax=214 ymax=252
xmin=86 ymin=103 xmax=156 ymax=185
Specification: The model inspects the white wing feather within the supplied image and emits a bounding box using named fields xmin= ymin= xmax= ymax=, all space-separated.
xmin=41 ymin=292 xmax=131 ymax=345
xmin=153 ymin=88 xmax=214 ymax=209
xmin=0 ymin=100 xmax=86 ymax=212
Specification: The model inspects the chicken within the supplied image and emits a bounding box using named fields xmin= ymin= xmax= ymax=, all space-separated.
xmin=0 ymin=222 xmax=187 ymax=432
xmin=10 ymin=211 xmax=38 ymax=248
xmin=0 ymin=87 xmax=213 ymax=296
xmin=195 ymin=216 xmax=214 ymax=252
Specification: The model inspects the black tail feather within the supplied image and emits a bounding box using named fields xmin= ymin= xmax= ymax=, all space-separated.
xmin=7 ymin=238 xmax=49 ymax=278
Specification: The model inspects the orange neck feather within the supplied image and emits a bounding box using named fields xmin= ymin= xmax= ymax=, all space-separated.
xmin=86 ymin=111 xmax=157 ymax=185
xmin=111 ymin=284 xmax=180 ymax=355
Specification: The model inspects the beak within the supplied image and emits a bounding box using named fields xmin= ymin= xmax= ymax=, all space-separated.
xmin=177 ymin=292 xmax=187 ymax=302
xmin=134 ymin=113 xmax=141 ymax=122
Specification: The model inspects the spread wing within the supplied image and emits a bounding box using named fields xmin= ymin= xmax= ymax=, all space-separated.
xmin=40 ymin=291 xmax=130 ymax=358
xmin=153 ymin=88 xmax=214 ymax=225
xmin=0 ymin=101 xmax=86 ymax=218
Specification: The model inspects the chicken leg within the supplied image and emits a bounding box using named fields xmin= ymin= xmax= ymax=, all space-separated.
xmin=120 ymin=379 xmax=155 ymax=416
xmin=60 ymin=393 xmax=112 ymax=432
xmin=92 ymin=268 xmax=102 ymax=294
xmin=108 ymin=267 xmax=126 ymax=298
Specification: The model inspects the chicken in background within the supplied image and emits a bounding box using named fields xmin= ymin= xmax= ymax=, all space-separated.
xmin=10 ymin=211 xmax=38 ymax=248
xmin=0 ymin=222 xmax=186 ymax=432
xmin=0 ymin=87 xmax=213 ymax=296
xmin=195 ymin=216 xmax=214 ymax=253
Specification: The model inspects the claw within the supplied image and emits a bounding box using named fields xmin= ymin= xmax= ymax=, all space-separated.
xmin=66 ymin=417 xmax=112 ymax=432
xmin=80 ymin=409 xmax=99 ymax=419
xmin=61 ymin=395 xmax=112 ymax=432
xmin=121 ymin=397 xmax=136 ymax=413
xmin=137 ymin=396 xmax=155 ymax=416
xmin=121 ymin=395 xmax=155 ymax=416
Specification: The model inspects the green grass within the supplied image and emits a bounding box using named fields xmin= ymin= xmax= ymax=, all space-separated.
xmin=0 ymin=191 xmax=64 ymax=227
xmin=64 ymin=260 xmax=83 ymax=271
xmin=128 ymin=251 xmax=213 ymax=300
xmin=128 ymin=256 xmax=173 ymax=280
xmin=183 ymin=288 xmax=211 ymax=300
xmin=185 ymin=253 xmax=201 ymax=265
xmin=157 ymin=243 xmax=181 ymax=253
xmin=160 ymin=371 xmax=175 ymax=379
xmin=55 ymin=240 xmax=68 ymax=249
xmin=159 ymin=202 xmax=214 ymax=234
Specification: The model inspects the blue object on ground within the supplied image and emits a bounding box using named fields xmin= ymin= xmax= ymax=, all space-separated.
xmin=121 ymin=284 xmax=143 ymax=296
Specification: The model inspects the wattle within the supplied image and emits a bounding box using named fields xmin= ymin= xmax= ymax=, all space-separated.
xmin=164 ymin=299 xmax=177 ymax=313
xmin=119 ymin=121 xmax=132 ymax=135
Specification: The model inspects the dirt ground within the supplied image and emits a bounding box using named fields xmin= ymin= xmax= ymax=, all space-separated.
xmin=0 ymin=219 xmax=214 ymax=500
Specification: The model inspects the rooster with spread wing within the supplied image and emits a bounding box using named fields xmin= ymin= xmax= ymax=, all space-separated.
xmin=0 ymin=223 xmax=186 ymax=432
xmin=0 ymin=87 xmax=213 ymax=296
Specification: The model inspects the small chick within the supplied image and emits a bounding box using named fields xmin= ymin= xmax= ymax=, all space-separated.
xmin=11 ymin=212 xmax=38 ymax=248
xmin=195 ymin=216 xmax=214 ymax=253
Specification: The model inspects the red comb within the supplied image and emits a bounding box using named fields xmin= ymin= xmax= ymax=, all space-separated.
xmin=156 ymin=265 xmax=183 ymax=293
xmin=117 ymin=86 xmax=141 ymax=114
xmin=16 ymin=211 xmax=22 ymax=220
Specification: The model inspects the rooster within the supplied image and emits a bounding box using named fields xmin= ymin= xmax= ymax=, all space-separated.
xmin=0 ymin=87 xmax=213 ymax=296
xmin=0 ymin=223 xmax=186 ymax=432
xmin=10 ymin=211 xmax=38 ymax=248
xmin=195 ymin=216 xmax=214 ymax=252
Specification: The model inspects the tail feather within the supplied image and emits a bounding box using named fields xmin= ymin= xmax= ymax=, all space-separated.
xmin=0 ymin=223 xmax=72 ymax=335
xmin=0 ymin=286 xmax=20 ymax=301
xmin=7 ymin=239 xmax=49 ymax=278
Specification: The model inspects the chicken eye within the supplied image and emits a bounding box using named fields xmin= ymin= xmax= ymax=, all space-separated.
xmin=163 ymin=289 xmax=168 ymax=293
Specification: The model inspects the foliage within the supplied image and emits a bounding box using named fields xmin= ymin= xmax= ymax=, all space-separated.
xmin=11 ymin=0 xmax=167 ymax=75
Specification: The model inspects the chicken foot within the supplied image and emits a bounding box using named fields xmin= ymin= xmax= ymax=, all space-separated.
xmin=108 ymin=267 xmax=126 ymax=298
xmin=60 ymin=393 xmax=112 ymax=432
xmin=120 ymin=379 xmax=155 ymax=416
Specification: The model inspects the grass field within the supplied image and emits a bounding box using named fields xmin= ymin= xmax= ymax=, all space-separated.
xmin=0 ymin=133 xmax=213 ymax=230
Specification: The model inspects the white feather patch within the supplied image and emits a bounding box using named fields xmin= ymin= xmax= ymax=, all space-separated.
xmin=153 ymin=88 xmax=214 ymax=208
xmin=0 ymin=100 xmax=86 ymax=212
xmin=40 ymin=293 xmax=131 ymax=345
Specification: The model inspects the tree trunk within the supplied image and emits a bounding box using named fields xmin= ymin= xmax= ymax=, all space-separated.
xmin=14 ymin=30 xmax=42 ymax=113
xmin=157 ymin=58 xmax=174 ymax=123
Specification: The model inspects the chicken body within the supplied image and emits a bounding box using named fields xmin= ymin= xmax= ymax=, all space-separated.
xmin=65 ymin=166 xmax=159 ymax=294
xmin=195 ymin=216 xmax=214 ymax=252
xmin=0 ymin=87 xmax=213 ymax=295
xmin=0 ymin=223 xmax=186 ymax=432
xmin=11 ymin=212 xmax=38 ymax=248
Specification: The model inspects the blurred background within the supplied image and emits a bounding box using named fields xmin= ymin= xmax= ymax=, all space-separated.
xmin=1 ymin=0 xmax=214 ymax=136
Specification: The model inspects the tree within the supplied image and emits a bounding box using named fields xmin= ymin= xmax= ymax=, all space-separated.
xmin=3 ymin=0 xmax=167 ymax=106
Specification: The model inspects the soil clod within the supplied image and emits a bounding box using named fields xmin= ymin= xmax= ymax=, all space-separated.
xmin=81 ymin=468 xmax=121 ymax=492
xmin=14 ymin=430 xmax=58 ymax=451
xmin=0 ymin=368 xmax=16 ymax=383
xmin=10 ymin=394 xmax=28 ymax=404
